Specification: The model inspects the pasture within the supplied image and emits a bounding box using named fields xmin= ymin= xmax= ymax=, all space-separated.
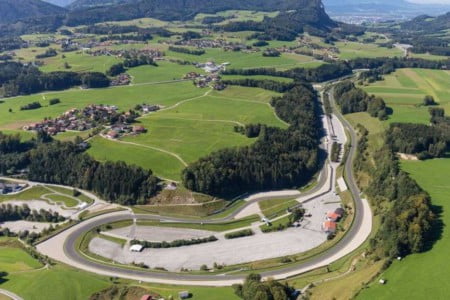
xmin=363 ymin=68 xmax=450 ymax=124
xmin=335 ymin=41 xmax=403 ymax=59
xmin=89 ymin=86 xmax=284 ymax=181
xmin=357 ymin=158 xmax=450 ymax=300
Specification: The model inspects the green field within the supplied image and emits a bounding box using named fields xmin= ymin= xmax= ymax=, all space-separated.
xmin=0 ymin=240 xmax=237 ymax=300
xmin=258 ymin=198 xmax=298 ymax=218
xmin=0 ymin=185 xmax=90 ymax=207
xmin=88 ymin=86 xmax=284 ymax=180
xmin=0 ymin=247 xmax=42 ymax=273
xmin=358 ymin=158 xmax=450 ymax=299
xmin=0 ymin=81 xmax=204 ymax=130
xmin=166 ymin=47 xmax=318 ymax=69
xmin=363 ymin=68 xmax=450 ymax=124
xmin=136 ymin=214 xmax=260 ymax=232
xmin=336 ymin=41 xmax=403 ymax=59
xmin=127 ymin=61 xmax=201 ymax=84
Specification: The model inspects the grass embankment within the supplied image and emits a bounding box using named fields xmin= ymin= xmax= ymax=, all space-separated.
xmin=136 ymin=214 xmax=260 ymax=232
xmin=0 ymin=184 xmax=93 ymax=208
xmin=258 ymin=198 xmax=298 ymax=218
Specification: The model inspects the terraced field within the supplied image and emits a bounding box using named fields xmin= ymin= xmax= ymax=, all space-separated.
xmin=363 ymin=68 xmax=450 ymax=124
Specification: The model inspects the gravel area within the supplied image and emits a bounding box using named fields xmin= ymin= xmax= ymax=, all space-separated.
xmin=108 ymin=225 xmax=217 ymax=242
xmin=0 ymin=220 xmax=53 ymax=233
xmin=1 ymin=200 xmax=76 ymax=217
xmin=89 ymin=193 xmax=343 ymax=271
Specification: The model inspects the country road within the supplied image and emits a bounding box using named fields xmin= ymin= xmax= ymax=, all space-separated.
xmin=34 ymin=80 xmax=372 ymax=286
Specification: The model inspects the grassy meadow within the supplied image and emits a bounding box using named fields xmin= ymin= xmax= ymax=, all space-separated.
xmin=89 ymin=86 xmax=284 ymax=180
xmin=336 ymin=41 xmax=403 ymax=59
xmin=358 ymin=159 xmax=450 ymax=299
xmin=363 ymin=68 xmax=450 ymax=124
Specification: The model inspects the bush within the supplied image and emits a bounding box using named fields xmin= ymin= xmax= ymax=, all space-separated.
xmin=49 ymin=98 xmax=60 ymax=105
xmin=225 ymin=229 xmax=254 ymax=239
xmin=20 ymin=101 xmax=41 ymax=111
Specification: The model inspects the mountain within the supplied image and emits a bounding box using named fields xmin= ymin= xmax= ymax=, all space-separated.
xmin=68 ymin=0 xmax=135 ymax=9
xmin=323 ymin=0 xmax=450 ymax=21
xmin=43 ymin=0 xmax=74 ymax=7
xmin=0 ymin=0 xmax=66 ymax=23
xmin=64 ymin=0 xmax=330 ymax=25
xmin=401 ymin=12 xmax=450 ymax=32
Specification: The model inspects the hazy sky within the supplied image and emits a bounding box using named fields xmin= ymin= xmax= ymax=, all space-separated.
xmin=407 ymin=0 xmax=450 ymax=4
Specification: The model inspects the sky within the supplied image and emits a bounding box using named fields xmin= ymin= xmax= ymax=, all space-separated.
xmin=407 ymin=0 xmax=450 ymax=4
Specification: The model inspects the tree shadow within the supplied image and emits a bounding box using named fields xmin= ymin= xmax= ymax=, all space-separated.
xmin=422 ymin=204 xmax=444 ymax=252
xmin=0 ymin=271 xmax=9 ymax=284
xmin=386 ymin=106 xmax=394 ymax=116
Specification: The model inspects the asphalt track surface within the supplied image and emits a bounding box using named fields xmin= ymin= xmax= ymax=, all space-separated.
xmin=37 ymin=83 xmax=372 ymax=286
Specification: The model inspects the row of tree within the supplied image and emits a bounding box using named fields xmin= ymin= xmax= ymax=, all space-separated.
xmin=0 ymin=203 xmax=65 ymax=223
xmin=221 ymin=79 xmax=295 ymax=93
xmin=130 ymin=235 xmax=218 ymax=248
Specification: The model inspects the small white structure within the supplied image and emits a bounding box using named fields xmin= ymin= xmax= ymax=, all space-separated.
xmin=129 ymin=244 xmax=144 ymax=252
xmin=179 ymin=291 xmax=190 ymax=299
xmin=379 ymin=279 xmax=386 ymax=285
xmin=77 ymin=202 xmax=88 ymax=210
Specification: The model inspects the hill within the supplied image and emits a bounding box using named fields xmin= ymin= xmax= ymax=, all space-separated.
xmin=43 ymin=0 xmax=74 ymax=7
xmin=68 ymin=0 xmax=135 ymax=9
xmin=65 ymin=0 xmax=327 ymax=22
xmin=323 ymin=0 xmax=450 ymax=20
xmin=400 ymin=12 xmax=450 ymax=32
xmin=0 ymin=0 xmax=66 ymax=23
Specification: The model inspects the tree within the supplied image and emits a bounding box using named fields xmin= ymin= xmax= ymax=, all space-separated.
xmin=423 ymin=95 xmax=437 ymax=106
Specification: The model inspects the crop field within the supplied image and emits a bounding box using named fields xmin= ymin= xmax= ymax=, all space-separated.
xmin=89 ymin=86 xmax=284 ymax=180
xmin=335 ymin=41 xmax=403 ymax=59
xmin=357 ymin=158 xmax=450 ymax=300
xmin=363 ymin=68 xmax=450 ymax=124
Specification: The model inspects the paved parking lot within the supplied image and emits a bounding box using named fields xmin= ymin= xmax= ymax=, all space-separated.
xmin=89 ymin=194 xmax=342 ymax=271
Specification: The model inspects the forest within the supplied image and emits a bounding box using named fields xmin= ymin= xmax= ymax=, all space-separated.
xmin=0 ymin=133 xmax=160 ymax=205
xmin=333 ymin=80 xmax=388 ymax=119
xmin=233 ymin=273 xmax=295 ymax=300
xmin=386 ymin=123 xmax=449 ymax=159
xmin=182 ymin=84 xmax=321 ymax=197
xmin=367 ymin=146 xmax=434 ymax=257
xmin=0 ymin=62 xmax=110 ymax=97
xmin=0 ymin=203 xmax=65 ymax=223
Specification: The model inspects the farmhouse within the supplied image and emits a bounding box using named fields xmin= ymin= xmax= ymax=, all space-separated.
xmin=133 ymin=125 xmax=147 ymax=134
xmin=107 ymin=130 xmax=119 ymax=139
